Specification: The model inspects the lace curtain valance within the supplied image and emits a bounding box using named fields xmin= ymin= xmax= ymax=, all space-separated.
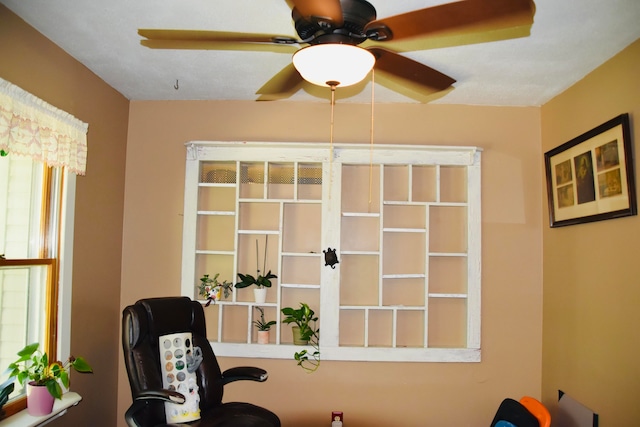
xmin=0 ymin=77 xmax=88 ymax=175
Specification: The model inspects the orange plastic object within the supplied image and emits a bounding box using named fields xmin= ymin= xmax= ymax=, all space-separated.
xmin=520 ymin=396 xmax=551 ymax=427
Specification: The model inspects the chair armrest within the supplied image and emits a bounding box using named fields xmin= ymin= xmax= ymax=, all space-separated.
xmin=124 ymin=390 xmax=186 ymax=427
xmin=221 ymin=366 xmax=268 ymax=385
xmin=135 ymin=389 xmax=186 ymax=403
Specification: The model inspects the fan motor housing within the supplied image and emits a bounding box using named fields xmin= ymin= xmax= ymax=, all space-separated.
xmin=293 ymin=0 xmax=377 ymax=45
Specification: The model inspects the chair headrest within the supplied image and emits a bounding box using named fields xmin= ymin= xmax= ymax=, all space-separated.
xmin=139 ymin=297 xmax=200 ymax=336
xmin=123 ymin=297 xmax=207 ymax=350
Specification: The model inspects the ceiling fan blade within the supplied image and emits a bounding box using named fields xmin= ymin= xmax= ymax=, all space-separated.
xmin=368 ymin=47 xmax=455 ymax=93
xmin=365 ymin=0 xmax=535 ymax=42
xmin=290 ymin=0 xmax=344 ymax=27
xmin=375 ymin=73 xmax=455 ymax=103
xmin=255 ymin=63 xmax=305 ymax=101
xmin=139 ymin=29 xmax=299 ymax=52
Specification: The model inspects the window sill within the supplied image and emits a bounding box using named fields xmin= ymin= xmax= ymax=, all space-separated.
xmin=0 ymin=393 xmax=81 ymax=427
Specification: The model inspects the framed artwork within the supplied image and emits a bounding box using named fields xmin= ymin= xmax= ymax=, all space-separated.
xmin=544 ymin=113 xmax=636 ymax=227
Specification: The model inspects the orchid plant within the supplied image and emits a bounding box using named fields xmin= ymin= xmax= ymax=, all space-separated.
xmin=198 ymin=273 xmax=233 ymax=306
xmin=234 ymin=236 xmax=277 ymax=290
xmin=253 ymin=307 xmax=276 ymax=331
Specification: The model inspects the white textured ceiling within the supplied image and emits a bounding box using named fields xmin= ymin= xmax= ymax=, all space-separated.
xmin=2 ymin=0 xmax=639 ymax=105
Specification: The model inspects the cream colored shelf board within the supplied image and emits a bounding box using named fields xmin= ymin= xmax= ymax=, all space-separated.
xmin=381 ymin=201 xmax=469 ymax=206
xmin=428 ymin=293 xmax=468 ymax=299
xmin=340 ymin=250 xmax=379 ymax=255
xmin=216 ymin=301 xmax=278 ymax=307
xmin=197 ymin=210 xmax=235 ymax=215
xmin=428 ymin=252 xmax=468 ymax=257
xmin=237 ymin=229 xmax=280 ymax=235
xmin=211 ymin=342 xmax=313 ymax=359
xmin=341 ymin=212 xmax=380 ymax=217
xmin=280 ymin=283 xmax=320 ymax=289
xmin=212 ymin=341 xmax=479 ymax=363
xmin=281 ymin=252 xmax=322 ymax=257
xmin=322 ymin=347 xmax=480 ymax=363
xmin=382 ymin=201 xmax=429 ymax=206
xmin=428 ymin=201 xmax=468 ymax=207
xmin=0 ymin=392 xmax=82 ymax=427
xmin=198 ymin=183 xmax=236 ymax=188
xmin=195 ymin=250 xmax=234 ymax=255
xmin=339 ymin=305 xmax=425 ymax=311
xmin=382 ymin=273 xmax=425 ymax=279
xmin=382 ymin=228 xmax=426 ymax=233
xmin=238 ymin=198 xmax=321 ymax=203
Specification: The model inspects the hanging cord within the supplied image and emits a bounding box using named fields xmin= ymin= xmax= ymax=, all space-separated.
xmin=330 ymin=83 xmax=336 ymax=157
xmin=369 ymin=70 xmax=375 ymax=208
xmin=328 ymin=81 xmax=338 ymax=200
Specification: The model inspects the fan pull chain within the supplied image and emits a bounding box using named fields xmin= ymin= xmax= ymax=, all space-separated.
xmin=369 ymin=70 xmax=375 ymax=209
xmin=330 ymin=83 xmax=336 ymax=155
xmin=328 ymin=82 xmax=337 ymax=201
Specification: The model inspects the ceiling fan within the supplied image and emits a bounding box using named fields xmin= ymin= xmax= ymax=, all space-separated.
xmin=138 ymin=0 xmax=536 ymax=101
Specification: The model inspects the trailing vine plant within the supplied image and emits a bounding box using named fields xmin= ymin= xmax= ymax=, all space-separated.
xmin=281 ymin=303 xmax=320 ymax=373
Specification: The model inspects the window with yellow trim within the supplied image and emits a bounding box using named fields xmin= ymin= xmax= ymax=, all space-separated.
xmin=0 ymin=154 xmax=65 ymax=418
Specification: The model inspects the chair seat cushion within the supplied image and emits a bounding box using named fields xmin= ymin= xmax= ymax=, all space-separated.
xmin=162 ymin=402 xmax=280 ymax=427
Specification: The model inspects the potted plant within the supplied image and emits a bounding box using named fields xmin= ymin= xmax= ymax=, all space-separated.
xmin=253 ymin=307 xmax=276 ymax=344
xmin=281 ymin=303 xmax=320 ymax=373
xmin=235 ymin=237 xmax=277 ymax=303
xmin=198 ymin=273 xmax=233 ymax=306
xmin=7 ymin=343 xmax=93 ymax=416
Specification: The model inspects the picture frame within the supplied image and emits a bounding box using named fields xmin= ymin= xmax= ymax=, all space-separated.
xmin=544 ymin=113 xmax=636 ymax=227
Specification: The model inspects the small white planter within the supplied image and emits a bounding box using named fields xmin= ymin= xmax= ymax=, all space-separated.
xmin=254 ymin=287 xmax=267 ymax=304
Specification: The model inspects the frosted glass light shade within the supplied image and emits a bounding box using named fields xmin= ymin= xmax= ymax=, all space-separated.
xmin=292 ymin=44 xmax=375 ymax=88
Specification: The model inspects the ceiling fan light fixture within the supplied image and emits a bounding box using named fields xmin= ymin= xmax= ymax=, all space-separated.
xmin=292 ymin=44 xmax=375 ymax=88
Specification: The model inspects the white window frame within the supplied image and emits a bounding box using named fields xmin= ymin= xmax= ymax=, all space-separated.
xmin=0 ymin=161 xmax=75 ymax=413
xmin=181 ymin=141 xmax=481 ymax=363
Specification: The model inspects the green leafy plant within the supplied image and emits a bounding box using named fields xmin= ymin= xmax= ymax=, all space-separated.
xmin=253 ymin=307 xmax=276 ymax=331
xmin=281 ymin=303 xmax=320 ymax=373
xmin=198 ymin=273 xmax=233 ymax=306
xmin=7 ymin=343 xmax=93 ymax=399
xmin=235 ymin=237 xmax=277 ymax=289
xmin=235 ymin=270 xmax=277 ymax=289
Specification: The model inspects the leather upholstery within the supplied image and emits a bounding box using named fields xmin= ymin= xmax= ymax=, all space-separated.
xmin=490 ymin=398 xmax=540 ymax=427
xmin=122 ymin=297 xmax=280 ymax=427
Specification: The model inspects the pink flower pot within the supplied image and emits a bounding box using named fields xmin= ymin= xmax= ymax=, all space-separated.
xmin=27 ymin=382 xmax=55 ymax=416
xmin=257 ymin=330 xmax=270 ymax=344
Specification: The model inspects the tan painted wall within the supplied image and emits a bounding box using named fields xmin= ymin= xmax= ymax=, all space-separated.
xmin=2 ymin=4 xmax=546 ymax=425
xmin=0 ymin=6 xmax=129 ymax=426
xmin=540 ymin=39 xmax=640 ymax=424
xmin=6 ymin=3 xmax=638 ymax=421
xmin=118 ymin=101 xmax=542 ymax=426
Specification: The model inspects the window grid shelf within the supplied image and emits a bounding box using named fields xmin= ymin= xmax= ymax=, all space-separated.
xmin=181 ymin=142 xmax=481 ymax=362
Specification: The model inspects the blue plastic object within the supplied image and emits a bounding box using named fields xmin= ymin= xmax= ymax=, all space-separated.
xmin=495 ymin=421 xmax=517 ymax=427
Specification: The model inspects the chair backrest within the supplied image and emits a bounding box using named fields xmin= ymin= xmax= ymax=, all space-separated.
xmin=520 ymin=396 xmax=551 ymax=427
xmin=122 ymin=297 xmax=225 ymax=416
xmin=491 ymin=398 xmax=541 ymax=427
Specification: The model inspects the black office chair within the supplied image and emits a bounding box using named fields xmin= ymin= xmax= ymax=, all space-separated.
xmin=490 ymin=398 xmax=540 ymax=427
xmin=122 ymin=296 xmax=281 ymax=427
